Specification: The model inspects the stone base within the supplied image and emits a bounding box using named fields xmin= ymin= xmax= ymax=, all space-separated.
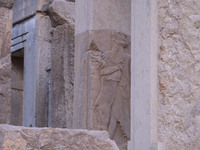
xmin=0 ymin=124 xmax=119 ymax=150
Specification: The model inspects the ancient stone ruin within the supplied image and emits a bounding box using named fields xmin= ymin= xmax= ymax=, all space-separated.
xmin=1 ymin=0 xmax=200 ymax=150
xmin=0 ymin=124 xmax=119 ymax=150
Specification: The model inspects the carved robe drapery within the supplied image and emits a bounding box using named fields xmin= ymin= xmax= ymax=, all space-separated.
xmin=85 ymin=34 xmax=131 ymax=150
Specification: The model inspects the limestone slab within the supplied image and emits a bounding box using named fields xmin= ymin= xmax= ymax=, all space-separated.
xmin=75 ymin=0 xmax=131 ymax=35
xmin=0 ymin=124 xmax=119 ymax=150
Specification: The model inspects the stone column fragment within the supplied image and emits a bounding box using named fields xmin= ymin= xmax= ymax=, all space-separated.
xmin=0 ymin=0 xmax=14 ymax=124
xmin=130 ymin=0 xmax=159 ymax=149
xmin=47 ymin=0 xmax=75 ymax=128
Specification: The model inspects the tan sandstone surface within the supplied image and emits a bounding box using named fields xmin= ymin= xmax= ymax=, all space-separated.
xmin=0 ymin=124 xmax=119 ymax=150
xmin=158 ymin=0 xmax=200 ymax=149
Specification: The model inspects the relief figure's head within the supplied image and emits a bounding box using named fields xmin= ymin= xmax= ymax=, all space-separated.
xmin=88 ymin=40 xmax=100 ymax=51
xmin=112 ymin=33 xmax=130 ymax=51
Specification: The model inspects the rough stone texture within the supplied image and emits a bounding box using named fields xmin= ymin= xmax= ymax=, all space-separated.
xmin=38 ymin=0 xmax=52 ymax=11
xmin=50 ymin=23 xmax=74 ymax=128
xmin=48 ymin=0 xmax=75 ymax=128
xmin=0 ymin=56 xmax=11 ymax=124
xmin=158 ymin=0 xmax=200 ymax=149
xmin=0 ymin=124 xmax=119 ymax=150
xmin=0 ymin=0 xmax=14 ymax=8
xmin=0 ymin=8 xmax=13 ymax=59
xmin=0 ymin=6 xmax=13 ymax=124
xmin=48 ymin=0 xmax=75 ymax=27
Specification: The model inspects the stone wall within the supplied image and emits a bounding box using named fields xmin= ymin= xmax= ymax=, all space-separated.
xmin=158 ymin=0 xmax=200 ymax=149
xmin=35 ymin=14 xmax=52 ymax=127
xmin=12 ymin=0 xmax=37 ymax=23
xmin=10 ymin=0 xmax=75 ymax=127
xmin=0 ymin=0 xmax=14 ymax=124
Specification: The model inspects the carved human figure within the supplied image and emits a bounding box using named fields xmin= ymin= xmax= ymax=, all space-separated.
xmin=92 ymin=50 xmax=122 ymax=130
xmin=90 ymin=34 xmax=130 ymax=150
xmin=108 ymin=43 xmax=130 ymax=150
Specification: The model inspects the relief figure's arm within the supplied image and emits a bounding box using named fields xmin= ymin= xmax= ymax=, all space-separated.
xmin=100 ymin=65 xmax=120 ymax=76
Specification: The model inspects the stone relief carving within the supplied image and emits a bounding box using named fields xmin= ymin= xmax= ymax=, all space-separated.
xmin=86 ymin=33 xmax=131 ymax=150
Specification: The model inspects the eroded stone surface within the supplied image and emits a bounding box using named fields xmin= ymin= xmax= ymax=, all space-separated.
xmin=48 ymin=0 xmax=75 ymax=128
xmin=48 ymin=0 xmax=75 ymax=27
xmin=0 ymin=7 xmax=13 ymax=124
xmin=74 ymin=31 xmax=130 ymax=150
xmin=158 ymin=0 xmax=200 ymax=149
xmin=0 ymin=56 xmax=11 ymax=124
xmin=0 ymin=124 xmax=119 ymax=150
xmin=0 ymin=0 xmax=14 ymax=8
xmin=0 ymin=8 xmax=13 ymax=59
xmin=50 ymin=23 xmax=74 ymax=128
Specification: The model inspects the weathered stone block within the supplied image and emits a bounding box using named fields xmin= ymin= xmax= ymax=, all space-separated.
xmin=0 ymin=8 xmax=13 ymax=59
xmin=35 ymin=14 xmax=52 ymax=127
xmin=0 ymin=0 xmax=14 ymax=8
xmin=0 ymin=125 xmax=119 ymax=150
xmin=12 ymin=0 xmax=37 ymax=23
xmin=0 ymin=7 xmax=13 ymax=124
xmin=50 ymin=23 xmax=74 ymax=128
xmin=48 ymin=0 xmax=75 ymax=27
xmin=0 ymin=56 xmax=11 ymax=124
xmin=47 ymin=0 xmax=75 ymax=128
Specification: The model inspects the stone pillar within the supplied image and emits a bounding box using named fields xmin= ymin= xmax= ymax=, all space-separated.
xmin=74 ymin=0 xmax=131 ymax=149
xmin=130 ymin=0 xmax=159 ymax=149
xmin=0 ymin=0 xmax=14 ymax=124
xmin=47 ymin=0 xmax=75 ymax=128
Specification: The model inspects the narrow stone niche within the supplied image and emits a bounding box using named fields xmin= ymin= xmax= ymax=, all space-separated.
xmin=10 ymin=48 xmax=24 ymax=126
